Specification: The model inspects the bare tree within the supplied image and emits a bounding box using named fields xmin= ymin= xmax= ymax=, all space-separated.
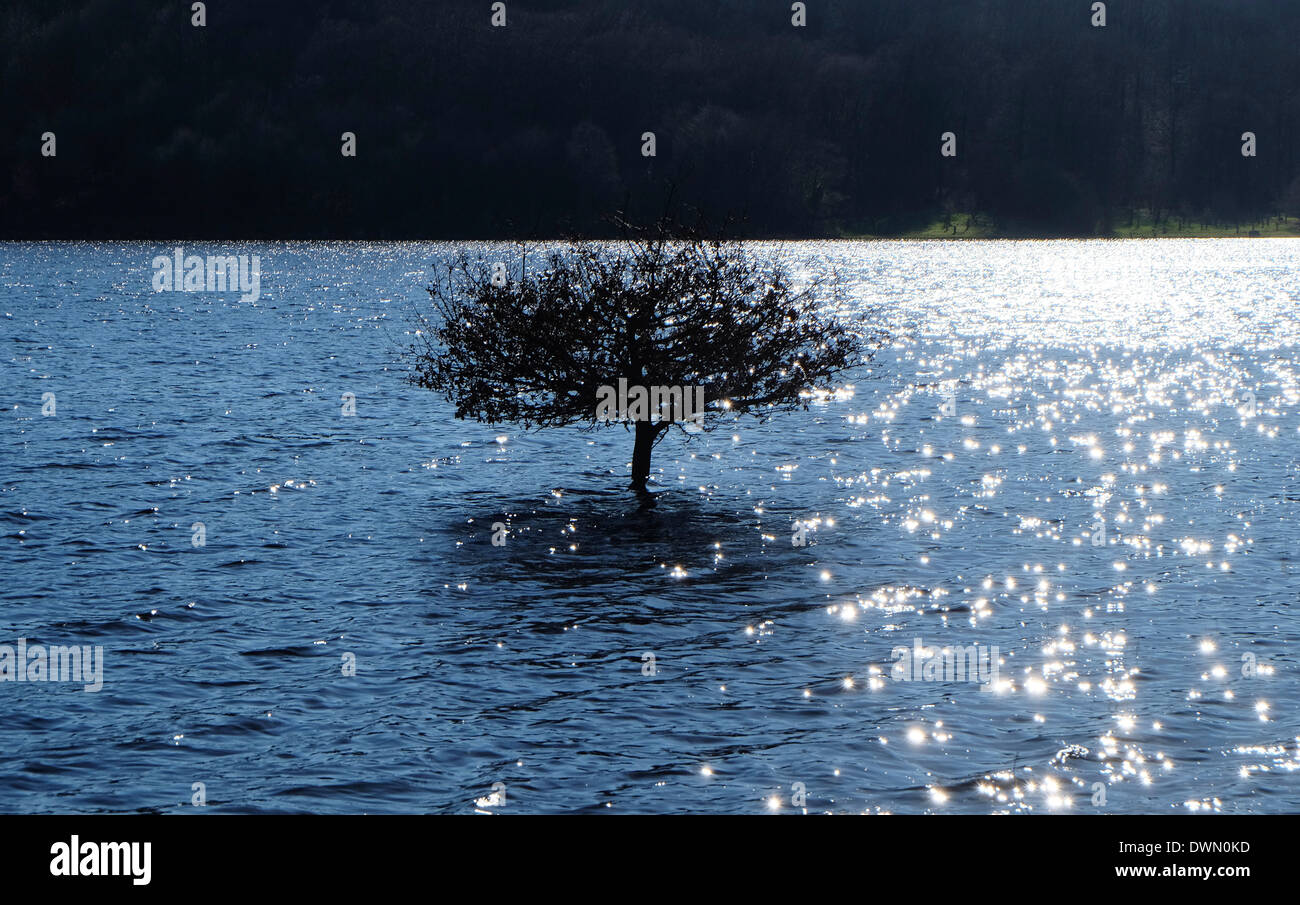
xmin=412 ymin=218 xmax=875 ymax=496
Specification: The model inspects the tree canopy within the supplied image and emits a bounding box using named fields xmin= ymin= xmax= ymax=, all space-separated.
xmin=413 ymin=224 xmax=871 ymax=492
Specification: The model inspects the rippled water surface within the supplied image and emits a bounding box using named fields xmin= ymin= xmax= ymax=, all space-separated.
xmin=3 ymin=239 xmax=1299 ymax=813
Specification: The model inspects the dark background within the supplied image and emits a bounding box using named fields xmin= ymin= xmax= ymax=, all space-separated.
xmin=2 ymin=0 xmax=1298 ymax=238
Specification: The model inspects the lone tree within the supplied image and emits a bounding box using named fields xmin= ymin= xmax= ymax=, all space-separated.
xmin=412 ymin=219 xmax=872 ymax=495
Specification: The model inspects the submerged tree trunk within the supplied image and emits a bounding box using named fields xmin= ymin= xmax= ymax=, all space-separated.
xmin=630 ymin=421 xmax=667 ymax=494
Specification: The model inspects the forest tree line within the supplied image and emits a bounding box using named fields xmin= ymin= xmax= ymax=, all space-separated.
xmin=2 ymin=0 xmax=1299 ymax=238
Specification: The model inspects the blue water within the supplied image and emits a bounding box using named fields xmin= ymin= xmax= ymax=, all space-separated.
xmin=2 ymin=239 xmax=1298 ymax=813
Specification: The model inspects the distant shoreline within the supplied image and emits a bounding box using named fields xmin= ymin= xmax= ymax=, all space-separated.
xmin=5 ymin=222 xmax=1300 ymax=243
xmin=841 ymin=212 xmax=1300 ymax=240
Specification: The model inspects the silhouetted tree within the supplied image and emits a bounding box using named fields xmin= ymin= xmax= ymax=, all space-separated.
xmin=412 ymin=218 xmax=872 ymax=495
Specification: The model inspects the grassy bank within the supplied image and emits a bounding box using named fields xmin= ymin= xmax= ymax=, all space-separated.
xmin=843 ymin=212 xmax=1300 ymax=239
xmin=1109 ymin=213 xmax=1300 ymax=238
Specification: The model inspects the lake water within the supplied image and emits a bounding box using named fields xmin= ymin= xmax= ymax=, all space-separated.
xmin=2 ymin=239 xmax=1298 ymax=814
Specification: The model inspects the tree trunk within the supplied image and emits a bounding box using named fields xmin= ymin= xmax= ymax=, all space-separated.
xmin=630 ymin=420 xmax=661 ymax=494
